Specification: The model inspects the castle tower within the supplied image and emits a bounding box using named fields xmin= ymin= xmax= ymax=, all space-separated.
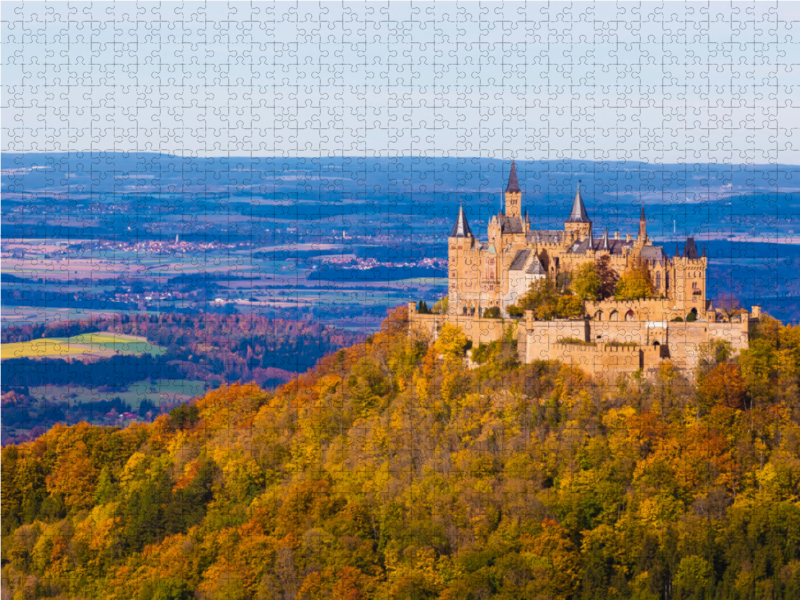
xmin=504 ymin=161 xmax=522 ymax=218
xmin=638 ymin=205 xmax=648 ymax=243
xmin=564 ymin=186 xmax=592 ymax=239
xmin=448 ymin=204 xmax=475 ymax=315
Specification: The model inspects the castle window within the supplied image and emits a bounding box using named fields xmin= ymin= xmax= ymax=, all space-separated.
xmin=655 ymin=272 xmax=661 ymax=289
xmin=665 ymin=272 xmax=670 ymax=289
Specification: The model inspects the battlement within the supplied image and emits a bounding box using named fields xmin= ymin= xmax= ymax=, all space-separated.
xmin=409 ymin=302 xmax=507 ymax=345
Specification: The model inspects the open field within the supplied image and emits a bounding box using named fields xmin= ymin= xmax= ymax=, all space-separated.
xmin=1 ymin=332 xmax=165 ymax=359
xmin=29 ymin=379 xmax=209 ymax=409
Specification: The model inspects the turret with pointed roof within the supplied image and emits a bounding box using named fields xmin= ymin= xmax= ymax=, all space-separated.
xmin=683 ymin=237 xmax=700 ymax=259
xmin=566 ymin=188 xmax=591 ymax=224
xmin=638 ymin=204 xmax=647 ymax=243
xmin=450 ymin=204 xmax=473 ymax=239
xmin=600 ymin=228 xmax=611 ymax=251
xmin=564 ymin=185 xmax=592 ymax=239
xmin=504 ymin=161 xmax=522 ymax=218
xmin=506 ymin=161 xmax=521 ymax=193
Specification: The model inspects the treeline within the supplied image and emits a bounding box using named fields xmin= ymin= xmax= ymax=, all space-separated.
xmin=1 ymin=354 xmax=178 ymax=389
xmin=2 ymin=309 xmax=800 ymax=599
xmin=2 ymin=390 xmax=159 ymax=433
xmin=1 ymin=313 xmax=364 ymax=386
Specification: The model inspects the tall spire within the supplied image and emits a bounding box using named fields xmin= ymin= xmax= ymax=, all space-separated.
xmin=506 ymin=161 xmax=521 ymax=193
xmin=638 ymin=203 xmax=647 ymax=241
xmin=450 ymin=203 xmax=473 ymax=238
xmin=566 ymin=187 xmax=591 ymax=224
xmin=601 ymin=228 xmax=610 ymax=251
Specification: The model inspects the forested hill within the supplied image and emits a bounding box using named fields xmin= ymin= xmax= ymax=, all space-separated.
xmin=3 ymin=308 xmax=800 ymax=600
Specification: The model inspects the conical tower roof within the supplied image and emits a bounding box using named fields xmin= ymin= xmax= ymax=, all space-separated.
xmin=450 ymin=204 xmax=473 ymax=238
xmin=601 ymin=228 xmax=611 ymax=251
xmin=566 ymin=187 xmax=591 ymax=223
xmin=683 ymin=237 xmax=700 ymax=259
xmin=505 ymin=161 xmax=521 ymax=193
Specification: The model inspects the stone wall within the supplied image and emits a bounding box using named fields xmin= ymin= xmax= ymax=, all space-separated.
xmin=408 ymin=303 xmax=508 ymax=346
xmin=584 ymin=297 xmax=708 ymax=322
xmin=411 ymin=302 xmax=756 ymax=381
xmin=517 ymin=311 xmax=754 ymax=379
xmin=545 ymin=342 xmax=670 ymax=380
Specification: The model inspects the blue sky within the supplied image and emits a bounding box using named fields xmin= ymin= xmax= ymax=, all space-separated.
xmin=3 ymin=1 xmax=800 ymax=163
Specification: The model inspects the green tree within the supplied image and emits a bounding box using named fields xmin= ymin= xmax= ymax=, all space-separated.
xmin=518 ymin=279 xmax=560 ymax=320
xmin=483 ymin=306 xmax=501 ymax=319
xmin=571 ymin=262 xmax=601 ymax=301
xmin=556 ymin=295 xmax=584 ymax=319
xmin=506 ymin=304 xmax=524 ymax=317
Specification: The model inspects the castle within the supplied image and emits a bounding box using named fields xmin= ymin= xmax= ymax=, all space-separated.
xmin=409 ymin=162 xmax=759 ymax=379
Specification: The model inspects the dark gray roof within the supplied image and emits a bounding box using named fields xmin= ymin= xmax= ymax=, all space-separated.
xmin=683 ymin=237 xmax=700 ymax=259
xmin=526 ymin=256 xmax=546 ymax=275
xmin=566 ymin=189 xmax=591 ymax=223
xmin=506 ymin=161 xmax=521 ymax=193
xmin=497 ymin=215 xmax=525 ymax=234
xmin=568 ymin=236 xmax=633 ymax=255
xmin=640 ymin=245 xmax=666 ymax=262
xmin=450 ymin=204 xmax=472 ymax=238
xmin=509 ymin=249 xmax=531 ymax=271
xmin=526 ymin=230 xmax=563 ymax=244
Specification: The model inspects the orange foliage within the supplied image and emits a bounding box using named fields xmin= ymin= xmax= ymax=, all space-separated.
xmin=699 ymin=362 xmax=747 ymax=409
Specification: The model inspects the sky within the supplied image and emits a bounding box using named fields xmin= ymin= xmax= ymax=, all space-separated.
xmin=3 ymin=1 xmax=800 ymax=163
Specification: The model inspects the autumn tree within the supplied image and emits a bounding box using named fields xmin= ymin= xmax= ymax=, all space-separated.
xmin=614 ymin=260 xmax=653 ymax=300
xmin=516 ymin=280 xmax=583 ymax=320
xmin=571 ymin=262 xmax=601 ymax=301
xmin=698 ymin=362 xmax=747 ymax=409
xmin=595 ymin=255 xmax=619 ymax=300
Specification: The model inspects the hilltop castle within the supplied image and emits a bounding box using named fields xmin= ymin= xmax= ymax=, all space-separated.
xmin=410 ymin=162 xmax=759 ymax=379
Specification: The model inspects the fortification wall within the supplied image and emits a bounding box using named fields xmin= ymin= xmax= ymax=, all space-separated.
xmin=519 ymin=317 xmax=589 ymax=363
xmin=517 ymin=315 xmax=750 ymax=379
xmin=584 ymin=297 xmax=707 ymax=322
xmin=408 ymin=303 xmax=507 ymax=346
xmin=412 ymin=302 xmax=754 ymax=381
xmin=552 ymin=342 xmax=665 ymax=380
xmin=666 ymin=320 xmax=751 ymax=372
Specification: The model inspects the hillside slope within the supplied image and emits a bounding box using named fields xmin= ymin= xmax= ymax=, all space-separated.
xmin=3 ymin=308 xmax=800 ymax=599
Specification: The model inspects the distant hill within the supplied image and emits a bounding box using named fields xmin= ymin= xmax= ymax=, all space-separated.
xmin=2 ymin=307 xmax=800 ymax=599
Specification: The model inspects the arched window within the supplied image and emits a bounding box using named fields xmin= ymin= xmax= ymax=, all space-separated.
xmin=655 ymin=272 xmax=661 ymax=289
xmin=625 ymin=309 xmax=635 ymax=322
xmin=609 ymin=310 xmax=619 ymax=322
